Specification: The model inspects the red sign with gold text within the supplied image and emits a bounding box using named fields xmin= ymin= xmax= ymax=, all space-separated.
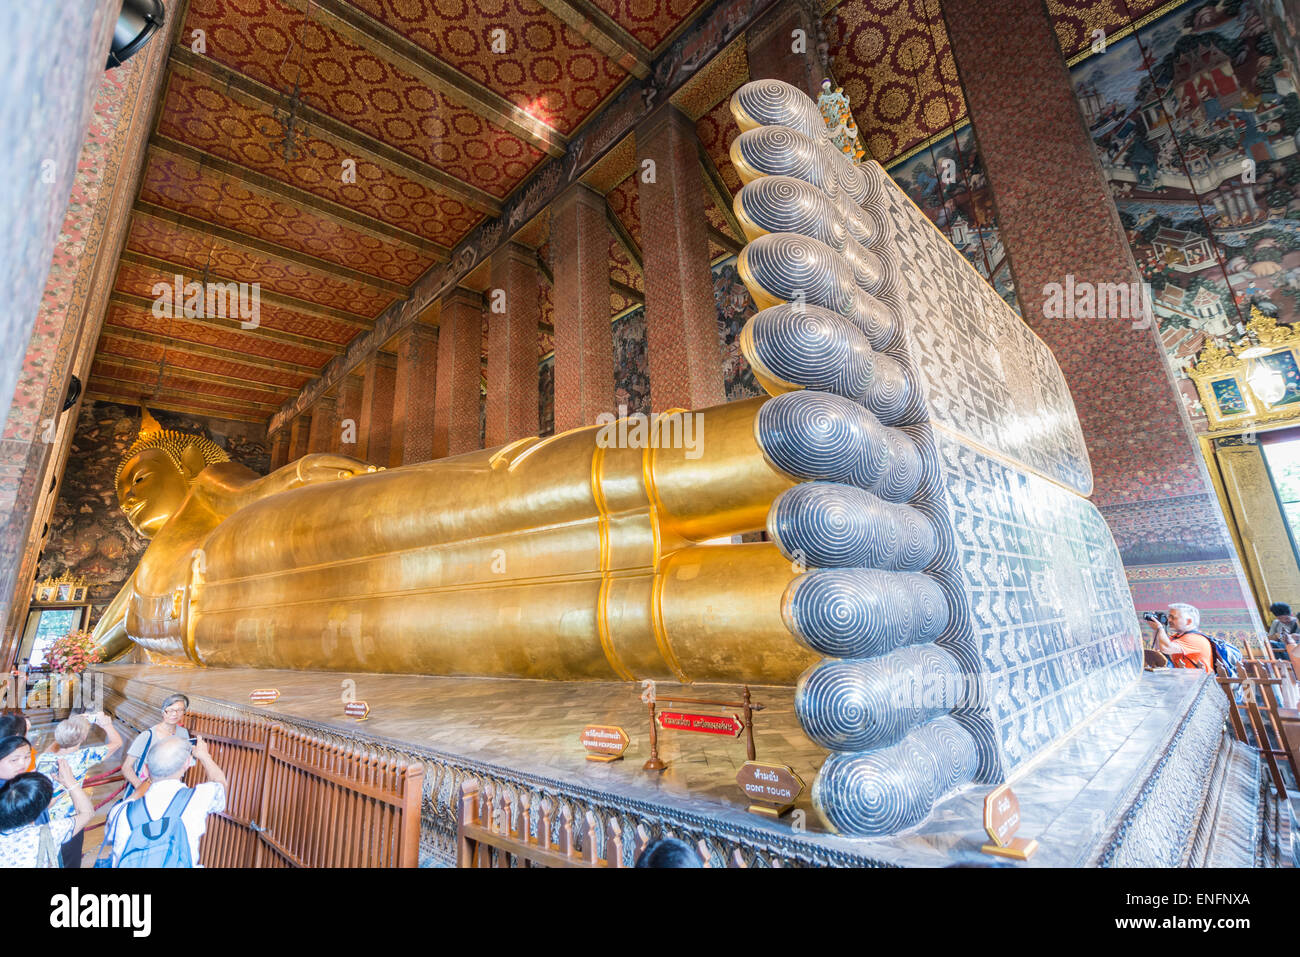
xmin=656 ymin=710 xmax=744 ymax=737
xmin=344 ymin=701 xmax=370 ymax=720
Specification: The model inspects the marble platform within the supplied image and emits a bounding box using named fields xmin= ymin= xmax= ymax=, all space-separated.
xmin=94 ymin=664 xmax=1261 ymax=867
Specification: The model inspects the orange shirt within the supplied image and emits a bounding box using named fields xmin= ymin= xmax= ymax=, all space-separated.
xmin=1169 ymin=632 xmax=1213 ymax=674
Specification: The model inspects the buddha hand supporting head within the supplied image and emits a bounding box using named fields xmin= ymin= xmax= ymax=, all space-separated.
xmin=115 ymin=408 xmax=229 ymax=537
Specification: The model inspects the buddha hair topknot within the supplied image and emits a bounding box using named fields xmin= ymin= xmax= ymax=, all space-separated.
xmin=114 ymin=407 xmax=230 ymax=497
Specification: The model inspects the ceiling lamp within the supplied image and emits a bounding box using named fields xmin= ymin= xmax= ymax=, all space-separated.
xmin=106 ymin=0 xmax=165 ymax=70
xmin=1248 ymin=360 xmax=1287 ymax=406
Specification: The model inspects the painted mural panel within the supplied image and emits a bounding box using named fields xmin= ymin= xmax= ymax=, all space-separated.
xmin=1070 ymin=0 xmax=1300 ymax=426
xmin=886 ymin=128 xmax=1020 ymax=310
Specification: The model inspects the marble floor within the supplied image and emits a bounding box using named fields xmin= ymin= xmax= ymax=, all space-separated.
xmin=98 ymin=664 xmax=1225 ymax=866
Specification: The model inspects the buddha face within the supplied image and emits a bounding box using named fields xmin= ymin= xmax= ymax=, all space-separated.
xmin=117 ymin=448 xmax=190 ymax=537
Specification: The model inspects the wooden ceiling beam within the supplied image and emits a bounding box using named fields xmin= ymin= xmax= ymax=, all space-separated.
xmin=605 ymin=201 xmax=643 ymax=273
xmin=148 ymin=135 xmax=450 ymax=259
xmin=118 ymin=250 xmax=374 ymax=329
xmin=88 ymin=373 xmax=283 ymax=411
xmin=276 ymin=0 xmax=567 ymax=158
xmin=132 ymin=201 xmax=407 ymax=297
xmin=532 ymin=0 xmax=652 ymax=79
xmin=84 ymin=389 xmax=269 ymax=425
xmin=610 ymin=278 xmax=643 ymax=303
xmin=708 ymin=223 xmax=744 ymax=256
xmin=91 ymin=353 xmax=299 ymax=396
xmin=97 ymin=325 xmax=320 ymax=377
xmin=169 ymin=47 xmax=503 ymax=217
xmin=109 ymin=291 xmax=347 ymax=356
xmin=697 ymin=143 xmax=746 ymax=245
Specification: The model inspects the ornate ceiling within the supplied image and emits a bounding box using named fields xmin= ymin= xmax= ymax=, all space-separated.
xmin=90 ymin=0 xmax=718 ymax=422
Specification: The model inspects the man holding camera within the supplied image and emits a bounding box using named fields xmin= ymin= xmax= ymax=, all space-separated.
xmin=1144 ymin=603 xmax=1213 ymax=674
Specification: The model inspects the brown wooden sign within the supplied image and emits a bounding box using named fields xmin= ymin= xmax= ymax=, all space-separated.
xmin=249 ymin=689 xmax=280 ymax=704
xmin=980 ymin=784 xmax=1038 ymax=861
xmin=736 ymin=761 xmax=804 ymax=817
xmin=579 ymin=725 xmax=629 ymax=762
xmin=344 ymin=701 xmax=370 ymax=720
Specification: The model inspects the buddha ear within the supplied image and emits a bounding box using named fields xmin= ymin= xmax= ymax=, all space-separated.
xmin=180 ymin=443 xmax=209 ymax=479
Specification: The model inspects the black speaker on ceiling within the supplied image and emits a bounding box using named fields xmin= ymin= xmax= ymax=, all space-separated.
xmin=106 ymin=0 xmax=165 ymax=70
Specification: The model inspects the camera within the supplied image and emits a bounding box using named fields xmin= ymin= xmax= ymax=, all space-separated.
xmin=1142 ymin=611 xmax=1168 ymax=626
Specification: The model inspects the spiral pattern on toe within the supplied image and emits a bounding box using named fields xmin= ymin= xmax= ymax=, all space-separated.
xmin=756 ymin=390 xmax=874 ymax=484
xmin=920 ymin=716 xmax=981 ymax=794
xmin=782 ymin=568 xmax=948 ymax=657
xmin=797 ymin=658 xmax=905 ymax=751
xmin=731 ymin=126 xmax=838 ymax=196
xmin=735 ymin=177 xmax=846 ymax=249
xmin=855 ymin=424 xmax=922 ymax=502
xmin=740 ymin=233 xmax=856 ymax=315
xmin=729 ymin=79 xmax=827 ymax=141
xmin=842 ymin=241 xmax=890 ymax=297
xmin=864 ymin=354 xmax=913 ymax=426
xmin=768 ymin=482 xmax=937 ymax=571
xmin=847 ymin=290 xmax=899 ymax=352
xmin=813 ymin=745 xmax=930 ymax=836
xmin=741 ymin=304 xmax=874 ymax=400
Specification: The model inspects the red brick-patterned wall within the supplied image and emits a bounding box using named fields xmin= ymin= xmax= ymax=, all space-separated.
xmin=637 ymin=106 xmax=726 ymax=413
xmin=392 ymin=323 xmax=438 ymax=465
xmin=289 ymin=413 xmax=311 ymax=462
xmin=270 ymin=429 xmax=290 ymax=470
xmin=550 ymin=183 xmax=614 ymax=431
xmin=359 ymin=352 xmax=397 ymax=467
xmin=434 ymin=288 xmax=485 ymax=457
xmin=336 ymin=374 xmax=364 ymax=457
xmin=486 ymin=243 xmax=542 ymax=446
xmin=307 ymin=395 xmax=335 ymax=454
xmin=938 ymin=0 xmax=1261 ymax=642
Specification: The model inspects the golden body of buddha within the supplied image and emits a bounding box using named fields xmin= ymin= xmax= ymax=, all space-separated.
xmin=94 ymin=402 xmax=819 ymax=683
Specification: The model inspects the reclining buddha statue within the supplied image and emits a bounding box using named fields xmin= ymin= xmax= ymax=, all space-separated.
xmin=93 ymin=79 xmax=1142 ymax=837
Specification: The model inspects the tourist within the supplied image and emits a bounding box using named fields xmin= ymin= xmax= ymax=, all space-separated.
xmin=1147 ymin=603 xmax=1214 ymax=674
xmin=1268 ymin=601 xmax=1299 ymax=659
xmin=634 ymin=837 xmax=703 ymax=868
xmin=36 ymin=713 xmax=123 ymax=867
xmin=0 ymin=736 xmax=33 ymax=785
xmin=106 ymin=736 xmax=226 ymax=867
xmin=0 ymin=760 xmax=93 ymax=867
xmin=0 ymin=710 xmax=30 ymax=740
xmin=120 ymin=694 xmax=191 ymax=798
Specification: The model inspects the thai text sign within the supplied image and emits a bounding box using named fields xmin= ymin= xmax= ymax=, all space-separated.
xmin=579 ymin=725 xmax=629 ymax=758
xmin=736 ymin=761 xmax=804 ymax=808
xmin=249 ymin=689 xmax=280 ymax=704
xmin=344 ymin=701 xmax=370 ymax=720
xmin=657 ymin=710 xmax=743 ymax=737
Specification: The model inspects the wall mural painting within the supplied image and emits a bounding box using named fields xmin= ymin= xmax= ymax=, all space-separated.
xmin=539 ymin=355 xmax=555 ymax=437
xmin=39 ymin=400 xmax=268 ymax=627
xmin=1071 ymin=0 xmax=1300 ymax=426
xmin=885 ymin=128 xmax=1020 ymax=311
xmin=612 ymin=306 xmax=651 ymax=415
xmin=713 ymin=256 xmax=766 ymax=401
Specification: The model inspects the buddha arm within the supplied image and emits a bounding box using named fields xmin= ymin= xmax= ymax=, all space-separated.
xmin=90 ymin=573 xmax=135 ymax=661
xmin=215 ymin=453 xmax=379 ymax=511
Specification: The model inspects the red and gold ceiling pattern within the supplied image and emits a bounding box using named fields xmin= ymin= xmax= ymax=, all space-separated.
xmin=90 ymin=358 xmax=288 ymax=408
xmin=695 ymin=96 xmax=743 ymax=195
xmin=344 ymin=0 xmax=628 ymax=133
xmin=184 ymin=0 xmax=547 ymax=197
xmin=588 ymin=0 xmax=708 ymax=50
xmin=96 ymin=333 xmax=309 ymax=389
xmin=826 ymin=0 xmax=965 ymax=164
xmin=157 ymin=72 xmax=481 ymax=247
xmin=104 ymin=301 xmax=340 ymax=368
xmin=606 ymin=174 xmax=640 ymax=248
xmin=1047 ymin=0 xmax=1170 ymax=59
xmin=125 ymin=215 xmax=398 ymax=317
xmin=140 ymin=155 xmax=435 ymax=286
xmin=113 ymin=260 xmax=364 ymax=346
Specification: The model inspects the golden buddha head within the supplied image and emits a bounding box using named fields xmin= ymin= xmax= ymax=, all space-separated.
xmin=115 ymin=409 xmax=229 ymax=537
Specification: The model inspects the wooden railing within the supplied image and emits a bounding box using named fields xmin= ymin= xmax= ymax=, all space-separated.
xmin=456 ymin=781 xmax=748 ymax=868
xmin=1215 ymin=645 xmax=1300 ymax=795
xmin=255 ymin=726 xmax=423 ymax=868
xmin=173 ymin=712 xmax=422 ymax=867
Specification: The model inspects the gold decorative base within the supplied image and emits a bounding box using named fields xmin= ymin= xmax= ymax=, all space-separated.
xmin=585 ymin=753 xmax=623 ymax=763
xmin=746 ymin=802 xmax=795 ymax=818
xmin=981 ymin=837 xmax=1038 ymax=861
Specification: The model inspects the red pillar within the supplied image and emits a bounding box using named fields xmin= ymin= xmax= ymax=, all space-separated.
xmin=744 ymin=0 xmax=827 ymax=96
xmin=307 ymin=394 xmax=335 ymax=454
xmin=433 ymin=287 xmax=484 ymax=458
xmin=270 ymin=429 xmax=289 ymax=471
xmin=391 ymin=322 xmax=439 ymax=465
xmin=636 ymin=106 xmax=726 ymax=413
xmin=939 ymin=0 xmax=1261 ymax=640
xmin=549 ymin=183 xmax=613 ymax=431
xmin=486 ymin=242 xmax=541 ymax=447
xmin=336 ymin=373 xmax=364 ymax=457
xmin=358 ymin=352 xmax=397 ymax=467
xmin=288 ymin=413 xmax=311 ymax=462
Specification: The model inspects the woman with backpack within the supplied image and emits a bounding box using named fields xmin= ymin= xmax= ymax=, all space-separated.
xmin=119 ymin=694 xmax=191 ymax=799
xmin=0 ymin=757 xmax=93 ymax=867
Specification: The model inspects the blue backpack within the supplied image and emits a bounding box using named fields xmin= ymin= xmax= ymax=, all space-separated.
xmin=1210 ymin=635 xmax=1242 ymax=678
xmin=115 ymin=788 xmax=195 ymax=868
